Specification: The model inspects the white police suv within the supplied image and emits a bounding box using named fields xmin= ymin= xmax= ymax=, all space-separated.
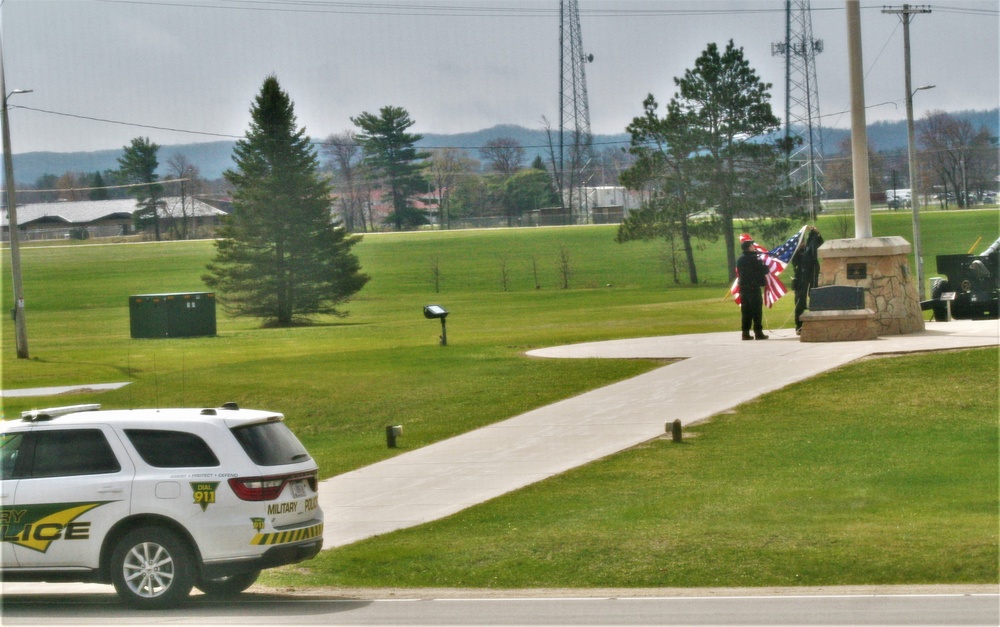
xmin=0 ymin=403 xmax=323 ymax=608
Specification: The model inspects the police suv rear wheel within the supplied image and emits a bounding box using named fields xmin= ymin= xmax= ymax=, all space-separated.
xmin=196 ymin=570 xmax=260 ymax=596
xmin=111 ymin=527 xmax=195 ymax=609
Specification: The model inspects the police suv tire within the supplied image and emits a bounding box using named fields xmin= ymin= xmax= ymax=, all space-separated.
xmin=196 ymin=570 xmax=260 ymax=596
xmin=110 ymin=526 xmax=196 ymax=609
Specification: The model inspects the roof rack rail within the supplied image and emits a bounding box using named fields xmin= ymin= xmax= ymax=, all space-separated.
xmin=21 ymin=404 xmax=102 ymax=422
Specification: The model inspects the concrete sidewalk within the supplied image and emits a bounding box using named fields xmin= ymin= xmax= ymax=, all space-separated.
xmin=318 ymin=319 xmax=999 ymax=549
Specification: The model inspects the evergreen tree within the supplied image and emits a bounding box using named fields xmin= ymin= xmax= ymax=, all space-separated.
xmin=617 ymin=43 xmax=803 ymax=284
xmin=673 ymin=40 xmax=801 ymax=278
xmin=117 ymin=137 xmax=164 ymax=240
xmin=618 ymin=95 xmax=710 ymax=284
xmin=502 ymin=168 xmax=559 ymax=225
xmin=204 ymin=75 xmax=368 ymax=326
xmin=352 ymin=106 xmax=430 ymax=230
xmin=88 ymin=171 xmax=110 ymax=201
xmin=34 ymin=174 xmax=59 ymax=203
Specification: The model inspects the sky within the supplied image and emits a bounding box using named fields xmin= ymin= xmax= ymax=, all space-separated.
xmin=0 ymin=0 xmax=997 ymax=155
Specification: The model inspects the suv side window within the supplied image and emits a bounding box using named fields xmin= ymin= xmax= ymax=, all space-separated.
xmin=1 ymin=433 xmax=24 ymax=479
xmin=30 ymin=429 xmax=122 ymax=478
xmin=125 ymin=429 xmax=220 ymax=468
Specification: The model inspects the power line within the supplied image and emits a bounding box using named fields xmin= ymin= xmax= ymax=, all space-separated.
xmin=94 ymin=0 xmax=801 ymax=18
xmin=11 ymin=102 xmax=632 ymax=151
xmin=9 ymin=105 xmax=243 ymax=140
xmin=12 ymin=178 xmax=192 ymax=195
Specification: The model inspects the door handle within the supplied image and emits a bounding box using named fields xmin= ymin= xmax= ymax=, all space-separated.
xmin=98 ymin=487 xmax=124 ymax=494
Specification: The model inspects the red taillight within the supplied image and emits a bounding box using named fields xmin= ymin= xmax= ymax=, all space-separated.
xmin=228 ymin=471 xmax=317 ymax=502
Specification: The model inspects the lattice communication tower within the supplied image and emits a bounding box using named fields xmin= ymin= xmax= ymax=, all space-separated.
xmin=772 ymin=0 xmax=824 ymax=219
xmin=558 ymin=0 xmax=593 ymax=222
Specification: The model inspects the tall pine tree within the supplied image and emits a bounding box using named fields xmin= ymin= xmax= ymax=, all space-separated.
xmin=204 ymin=76 xmax=368 ymax=326
xmin=117 ymin=137 xmax=164 ymax=240
xmin=352 ymin=106 xmax=430 ymax=230
xmin=674 ymin=40 xmax=801 ymax=279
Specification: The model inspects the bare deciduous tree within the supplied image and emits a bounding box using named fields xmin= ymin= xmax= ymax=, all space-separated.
xmin=428 ymin=148 xmax=478 ymax=229
xmin=166 ymin=153 xmax=202 ymax=239
xmin=322 ymin=131 xmax=368 ymax=231
xmin=557 ymin=245 xmax=572 ymax=289
xmin=480 ymin=137 xmax=525 ymax=177
xmin=918 ymin=110 xmax=996 ymax=207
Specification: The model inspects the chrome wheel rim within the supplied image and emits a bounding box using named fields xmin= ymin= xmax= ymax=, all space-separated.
xmin=122 ymin=541 xmax=175 ymax=598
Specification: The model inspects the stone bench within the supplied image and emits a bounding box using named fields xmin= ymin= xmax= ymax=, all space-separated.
xmin=800 ymin=285 xmax=878 ymax=342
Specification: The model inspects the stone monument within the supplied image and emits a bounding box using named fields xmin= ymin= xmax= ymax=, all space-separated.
xmin=799 ymin=3 xmax=927 ymax=343
xmin=800 ymin=237 xmax=925 ymax=342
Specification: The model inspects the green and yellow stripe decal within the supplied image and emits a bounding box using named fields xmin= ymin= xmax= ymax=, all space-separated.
xmin=250 ymin=522 xmax=323 ymax=546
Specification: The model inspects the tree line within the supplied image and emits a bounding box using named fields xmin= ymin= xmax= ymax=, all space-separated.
xmin=824 ymin=110 xmax=997 ymax=208
xmin=13 ymin=40 xmax=996 ymax=326
xmin=321 ymin=123 xmax=566 ymax=232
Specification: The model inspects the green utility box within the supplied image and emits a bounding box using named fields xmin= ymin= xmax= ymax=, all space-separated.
xmin=129 ymin=292 xmax=216 ymax=339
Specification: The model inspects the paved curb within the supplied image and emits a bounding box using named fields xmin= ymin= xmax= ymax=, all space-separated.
xmin=1 ymin=382 xmax=131 ymax=398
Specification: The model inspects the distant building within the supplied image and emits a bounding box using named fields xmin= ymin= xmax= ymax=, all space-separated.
xmin=1 ymin=197 xmax=227 ymax=241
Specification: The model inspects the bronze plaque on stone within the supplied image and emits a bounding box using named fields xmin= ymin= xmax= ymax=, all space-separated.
xmin=847 ymin=263 xmax=867 ymax=280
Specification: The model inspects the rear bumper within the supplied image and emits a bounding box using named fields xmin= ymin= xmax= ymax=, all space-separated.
xmin=201 ymin=536 xmax=323 ymax=579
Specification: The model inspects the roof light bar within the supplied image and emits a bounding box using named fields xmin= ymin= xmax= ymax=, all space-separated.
xmin=21 ymin=404 xmax=102 ymax=421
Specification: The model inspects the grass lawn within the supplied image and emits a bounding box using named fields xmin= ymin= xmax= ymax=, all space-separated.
xmin=266 ymin=347 xmax=997 ymax=588
xmin=2 ymin=209 xmax=998 ymax=586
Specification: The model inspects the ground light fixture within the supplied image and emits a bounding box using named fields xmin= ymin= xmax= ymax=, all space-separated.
xmin=423 ymin=304 xmax=449 ymax=346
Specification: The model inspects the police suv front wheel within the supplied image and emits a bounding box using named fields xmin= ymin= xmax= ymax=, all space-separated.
xmin=110 ymin=526 xmax=195 ymax=609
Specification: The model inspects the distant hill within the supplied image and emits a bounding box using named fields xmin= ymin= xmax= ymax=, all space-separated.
xmin=821 ymin=109 xmax=999 ymax=153
xmin=419 ymin=124 xmax=630 ymax=168
xmin=9 ymin=110 xmax=996 ymax=186
xmin=12 ymin=141 xmax=239 ymax=188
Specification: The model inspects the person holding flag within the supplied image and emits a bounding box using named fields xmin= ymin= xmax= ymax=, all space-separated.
xmin=735 ymin=233 xmax=771 ymax=340
xmin=730 ymin=226 xmax=816 ymax=339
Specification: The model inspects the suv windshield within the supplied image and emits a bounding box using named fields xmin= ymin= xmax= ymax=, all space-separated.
xmin=230 ymin=420 xmax=311 ymax=467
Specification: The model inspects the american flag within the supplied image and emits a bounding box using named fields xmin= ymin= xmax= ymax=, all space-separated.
xmin=731 ymin=227 xmax=807 ymax=308
xmin=767 ymin=226 xmax=809 ymax=267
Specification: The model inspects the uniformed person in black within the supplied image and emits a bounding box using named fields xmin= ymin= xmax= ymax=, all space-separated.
xmin=736 ymin=236 xmax=769 ymax=340
xmin=792 ymin=226 xmax=824 ymax=335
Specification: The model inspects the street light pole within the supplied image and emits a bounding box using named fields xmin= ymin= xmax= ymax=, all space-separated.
xmin=0 ymin=19 xmax=31 ymax=359
xmin=884 ymin=4 xmax=932 ymax=301
xmin=0 ymin=25 xmax=29 ymax=359
xmin=906 ymin=83 xmax=934 ymax=302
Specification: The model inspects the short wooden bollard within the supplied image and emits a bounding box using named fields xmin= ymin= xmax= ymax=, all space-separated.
xmin=669 ymin=419 xmax=682 ymax=443
xmin=386 ymin=425 xmax=402 ymax=448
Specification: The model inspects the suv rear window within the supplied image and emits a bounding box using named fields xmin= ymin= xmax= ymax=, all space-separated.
xmin=230 ymin=421 xmax=311 ymax=467
xmin=125 ymin=429 xmax=220 ymax=468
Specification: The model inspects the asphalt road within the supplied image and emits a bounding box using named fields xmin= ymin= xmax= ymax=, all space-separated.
xmin=1 ymin=584 xmax=997 ymax=625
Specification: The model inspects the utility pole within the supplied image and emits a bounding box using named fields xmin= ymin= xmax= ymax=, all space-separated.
xmin=882 ymin=4 xmax=932 ymax=300
xmin=0 ymin=23 xmax=29 ymax=359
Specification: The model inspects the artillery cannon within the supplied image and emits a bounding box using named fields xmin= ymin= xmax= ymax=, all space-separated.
xmin=923 ymin=237 xmax=1000 ymax=321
